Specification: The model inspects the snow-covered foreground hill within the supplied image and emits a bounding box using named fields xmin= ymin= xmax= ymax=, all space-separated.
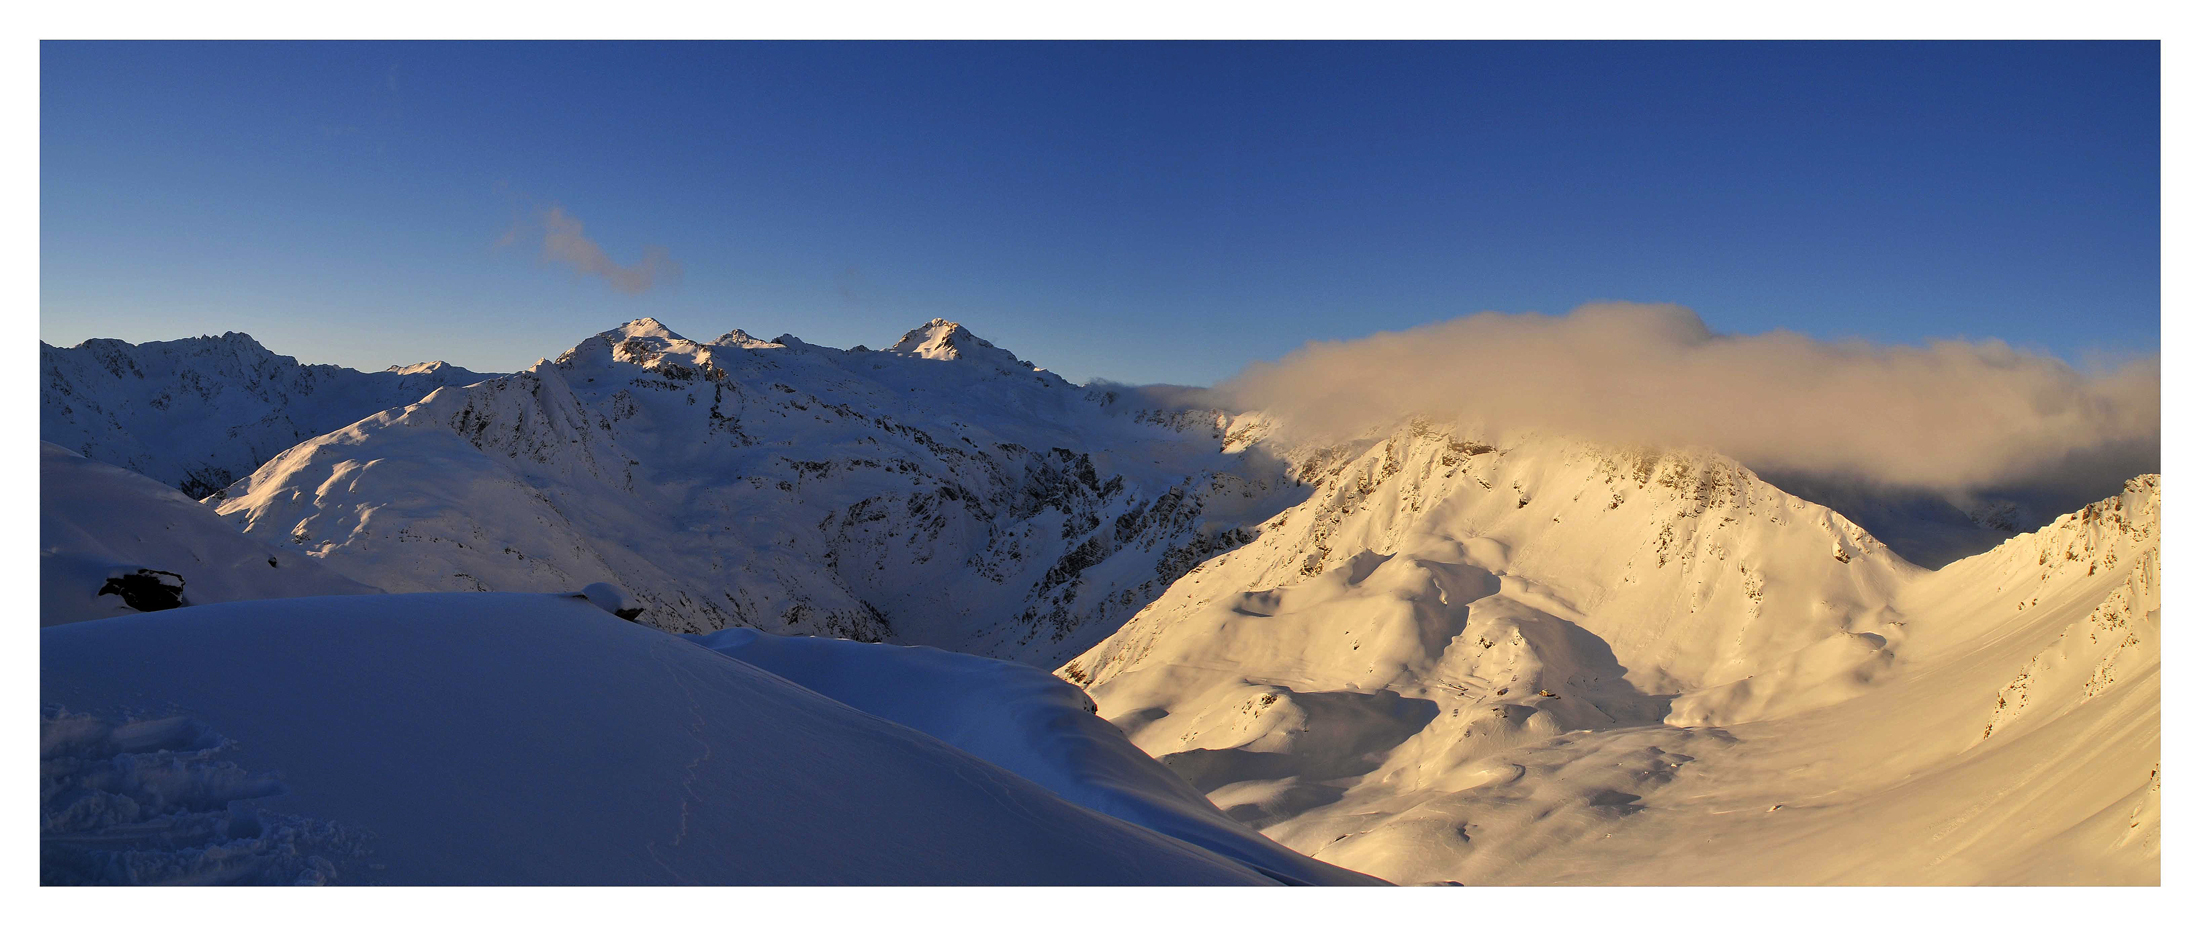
xmin=40 ymin=442 xmax=378 ymax=626
xmin=42 ymin=333 xmax=491 ymax=498
xmin=209 ymin=319 xmax=1296 ymax=665
xmin=42 ymin=591 xmax=1381 ymax=885
xmin=1061 ymin=424 xmax=2159 ymax=884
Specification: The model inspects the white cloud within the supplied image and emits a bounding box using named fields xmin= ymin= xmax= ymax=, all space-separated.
xmin=1213 ymin=302 xmax=2158 ymax=494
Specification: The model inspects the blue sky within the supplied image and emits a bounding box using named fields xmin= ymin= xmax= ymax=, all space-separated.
xmin=41 ymin=41 xmax=2159 ymax=385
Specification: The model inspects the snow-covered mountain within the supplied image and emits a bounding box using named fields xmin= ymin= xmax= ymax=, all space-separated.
xmin=209 ymin=318 xmax=1299 ymax=665
xmin=38 ymin=317 xmax=2158 ymax=885
xmin=42 ymin=333 xmax=492 ymax=498
xmin=40 ymin=442 xmax=378 ymax=627
xmin=1057 ymin=421 xmax=2158 ymax=884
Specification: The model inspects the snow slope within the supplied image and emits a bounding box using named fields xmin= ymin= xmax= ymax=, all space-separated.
xmin=692 ymin=628 xmax=1383 ymax=885
xmin=1758 ymin=470 xmax=2071 ymax=569
xmin=1060 ymin=423 xmax=2157 ymax=884
xmin=42 ymin=333 xmax=491 ymax=497
xmin=41 ymin=591 xmax=1345 ymax=885
xmin=211 ymin=319 xmax=1298 ymax=665
xmin=40 ymin=442 xmax=378 ymax=627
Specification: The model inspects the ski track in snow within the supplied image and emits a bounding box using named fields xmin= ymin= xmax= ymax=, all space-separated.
xmin=647 ymin=635 xmax=717 ymax=880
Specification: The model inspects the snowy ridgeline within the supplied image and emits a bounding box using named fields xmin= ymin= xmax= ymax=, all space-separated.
xmin=204 ymin=318 xmax=1296 ymax=666
xmin=41 ymin=333 xmax=493 ymax=499
xmin=41 ymin=592 xmax=1382 ymax=886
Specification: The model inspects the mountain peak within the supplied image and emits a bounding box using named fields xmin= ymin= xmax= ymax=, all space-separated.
xmin=605 ymin=318 xmax=685 ymax=342
xmin=711 ymin=329 xmax=779 ymax=349
xmin=888 ymin=319 xmax=1032 ymax=368
xmin=384 ymin=360 xmax=452 ymax=375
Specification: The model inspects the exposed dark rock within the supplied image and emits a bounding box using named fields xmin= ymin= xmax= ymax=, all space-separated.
xmin=96 ymin=569 xmax=188 ymax=612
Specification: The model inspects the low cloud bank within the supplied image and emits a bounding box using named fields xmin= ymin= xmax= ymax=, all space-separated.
xmin=1213 ymin=302 xmax=2158 ymax=495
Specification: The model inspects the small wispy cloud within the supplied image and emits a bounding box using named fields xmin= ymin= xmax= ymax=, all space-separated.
xmin=500 ymin=206 xmax=682 ymax=296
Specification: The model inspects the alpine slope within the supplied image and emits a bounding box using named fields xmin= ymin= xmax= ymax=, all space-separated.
xmin=37 ymin=318 xmax=2158 ymax=885
xmin=1059 ymin=423 xmax=2158 ymax=884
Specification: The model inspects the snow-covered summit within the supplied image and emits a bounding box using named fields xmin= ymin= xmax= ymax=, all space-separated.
xmin=887 ymin=318 xmax=1065 ymax=385
xmin=383 ymin=360 xmax=461 ymax=376
xmin=711 ymin=328 xmax=780 ymax=349
xmin=889 ymin=317 xmax=992 ymax=360
xmin=610 ymin=316 xmax=681 ymax=340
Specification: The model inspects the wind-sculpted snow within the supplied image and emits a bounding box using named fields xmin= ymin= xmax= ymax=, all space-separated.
xmin=1061 ymin=423 xmax=2158 ymax=884
xmin=41 ymin=333 xmax=490 ymax=498
xmin=40 ymin=442 xmax=378 ymax=626
xmin=41 ymin=709 xmax=368 ymax=885
xmin=212 ymin=318 xmax=1300 ymax=665
xmin=41 ymin=592 xmax=1312 ymax=885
